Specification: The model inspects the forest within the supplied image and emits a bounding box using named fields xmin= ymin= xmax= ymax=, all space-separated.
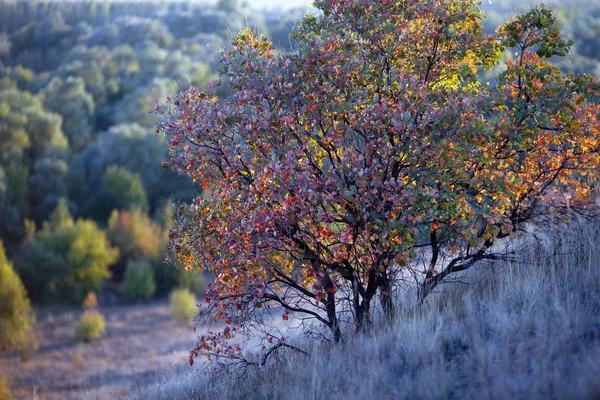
xmin=0 ymin=0 xmax=599 ymax=399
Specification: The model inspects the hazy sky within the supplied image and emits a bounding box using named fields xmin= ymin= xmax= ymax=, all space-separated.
xmin=237 ymin=0 xmax=314 ymax=10
xmin=249 ymin=0 xmax=312 ymax=7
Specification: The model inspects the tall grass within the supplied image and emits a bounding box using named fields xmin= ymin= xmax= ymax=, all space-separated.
xmin=131 ymin=221 xmax=600 ymax=400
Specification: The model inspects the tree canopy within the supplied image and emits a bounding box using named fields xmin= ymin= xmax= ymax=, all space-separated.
xmin=158 ymin=0 xmax=600 ymax=365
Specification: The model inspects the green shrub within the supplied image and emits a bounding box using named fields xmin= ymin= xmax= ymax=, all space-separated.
xmin=123 ymin=260 xmax=156 ymax=301
xmin=169 ymin=288 xmax=197 ymax=323
xmin=74 ymin=311 xmax=105 ymax=342
xmin=0 ymin=240 xmax=35 ymax=351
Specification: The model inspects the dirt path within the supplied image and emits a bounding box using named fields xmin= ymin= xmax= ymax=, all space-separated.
xmin=0 ymin=301 xmax=203 ymax=399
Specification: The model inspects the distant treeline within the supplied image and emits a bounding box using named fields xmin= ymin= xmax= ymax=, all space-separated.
xmin=0 ymin=0 xmax=303 ymax=305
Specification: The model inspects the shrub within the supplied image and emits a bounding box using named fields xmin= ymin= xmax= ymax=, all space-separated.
xmin=169 ymin=288 xmax=197 ymax=323
xmin=82 ymin=292 xmax=98 ymax=309
xmin=74 ymin=311 xmax=105 ymax=342
xmin=0 ymin=377 xmax=11 ymax=400
xmin=0 ymin=240 xmax=35 ymax=351
xmin=17 ymin=202 xmax=119 ymax=304
xmin=123 ymin=260 xmax=156 ymax=301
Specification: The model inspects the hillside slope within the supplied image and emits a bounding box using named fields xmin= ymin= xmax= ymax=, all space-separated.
xmin=132 ymin=221 xmax=600 ymax=400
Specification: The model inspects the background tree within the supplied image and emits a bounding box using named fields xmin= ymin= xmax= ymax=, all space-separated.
xmin=123 ymin=259 xmax=156 ymax=301
xmin=158 ymin=0 xmax=600 ymax=365
xmin=41 ymin=76 xmax=95 ymax=152
xmin=106 ymin=208 xmax=162 ymax=280
xmin=82 ymin=166 xmax=148 ymax=221
xmin=0 ymin=240 xmax=34 ymax=351
xmin=17 ymin=201 xmax=119 ymax=304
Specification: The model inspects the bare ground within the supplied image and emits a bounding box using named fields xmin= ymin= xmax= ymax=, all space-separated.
xmin=0 ymin=301 xmax=202 ymax=400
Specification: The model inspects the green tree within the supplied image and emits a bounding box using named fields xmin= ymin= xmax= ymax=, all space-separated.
xmin=29 ymin=157 xmax=69 ymax=223
xmin=0 ymin=165 xmax=25 ymax=244
xmin=17 ymin=201 xmax=119 ymax=304
xmin=0 ymin=240 xmax=35 ymax=351
xmin=113 ymin=77 xmax=176 ymax=127
xmin=123 ymin=260 xmax=156 ymax=301
xmin=102 ymin=166 xmax=148 ymax=212
xmin=41 ymin=76 xmax=95 ymax=151
xmin=0 ymin=88 xmax=67 ymax=166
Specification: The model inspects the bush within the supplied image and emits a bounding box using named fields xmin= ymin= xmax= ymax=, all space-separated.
xmin=74 ymin=311 xmax=105 ymax=342
xmin=0 ymin=240 xmax=35 ymax=351
xmin=169 ymin=288 xmax=197 ymax=323
xmin=123 ymin=260 xmax=156 ymax=301
xmin=82 ymin=292 xmax=98 ymax=309
xmin=0 ymin=377 xmax=11 ymax=400
xmin=17 ymin=202 xmax=119 ymax=304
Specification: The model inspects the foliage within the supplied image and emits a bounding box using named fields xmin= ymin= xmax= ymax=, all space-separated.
xmin=102 ymin=166 xmax=149 ymax=212
xmin=0 ymin=88 xmax=67 ymax=166
xmin=17 ymin=201 xmax=119 ymax=304
xmin=114 ymin=77 xmax=176 ymax=128
xmin=107 ymin=208 xmax=163 ymax=263
xmin=0 ymin=377 xmax=10 ymax=400
xmin=169 ymin=288 xmax=197 ymax=323
xmin=74 ymin=310 xmax=105 ymax=342
xmin=28 ymin=157 xmax=69 ymax=223
xmin=82 ymin=292 xmax=98 ymax=309
xmin=41 ymin=76 xmax=95 ymax=151
xmin=123 ymin=260 xmax=156 ymax=301
xmin=0 ymin=240 xmax=34 ymax=351
xmin=158 ymin=1 xmax=600 ymax=365
xmin=154 ymin=261 xmax=207 ymax=297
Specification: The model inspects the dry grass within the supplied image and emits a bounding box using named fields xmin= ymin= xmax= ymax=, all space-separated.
xmin=131 ymin=220 xmax=600 ymax=400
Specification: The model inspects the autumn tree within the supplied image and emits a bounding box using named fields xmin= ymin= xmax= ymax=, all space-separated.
xmin=0 ymin=239 xmax=34 ymax=351
xmin=157 ymin=1 xmax=599 ymax=365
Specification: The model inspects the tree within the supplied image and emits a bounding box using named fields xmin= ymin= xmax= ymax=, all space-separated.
xmin=107 ymin=208 xmax=163 ymax=266
xmin=114 ymin=77 xmax=176 ymax=128
xmin=123 ymin=259 xmax=156 ymax=301
xmin=0 ymin=239 xmax=35 ymax=351
xmin=17 ymin=201 xmax=119 ymax=304
xmin=102 ymin=166 xmax=148 ymax=212
xmin=0 ymin=88 xmax=67 ymax=167
xmin=158 ymin=1 xmax=599 ymax=365
xmin=41 ymin=76 xmax=95 ymax=152
xmin=80 ymin=123 xmax=172 ymax=209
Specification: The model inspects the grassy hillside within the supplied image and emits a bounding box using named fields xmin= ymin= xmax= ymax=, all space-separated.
xmin=131 ymin=221 xmax=600 ymax=399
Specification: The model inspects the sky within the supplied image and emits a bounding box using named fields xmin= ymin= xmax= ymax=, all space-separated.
xmin=235 ymin=0 xmax=314 ymax=10
xmin=247 ymin=0 xmax=312 ymax=8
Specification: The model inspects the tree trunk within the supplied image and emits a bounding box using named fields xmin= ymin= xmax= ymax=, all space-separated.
xmin=323 ymin=272 xmax=343 ymax=343
xmin=380 ymin=274 xmax=395 ymax=322
xmin=356 ymin=297 xmax=372 ymax=332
